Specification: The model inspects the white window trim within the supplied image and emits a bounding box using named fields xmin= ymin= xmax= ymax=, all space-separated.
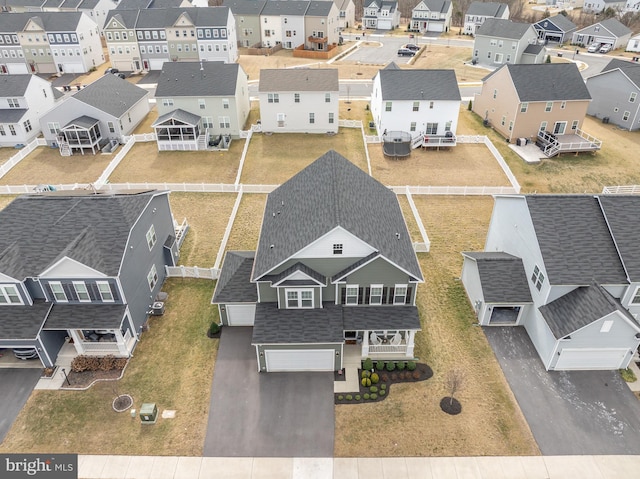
xmin=50 ymin=281 xmax=67 ymax=302
xmin=345 ymin=284 xmax=359 ymax=305
xmin=97 ymin=281 xmax=114 ymax=302
xmin=146 ymin=224 xmax=157 ymax=250
xmin=393 ymin=284 xmax=408 ymax=304
xmin=73 ymin=281 xmax=91 ymax=302
xmin=369 ymin=284 xmax=383 ymax=305
xmin=147 ymin=264 xmax=158 ymax=291
xmin=285 ymin=288 xmax=314 ymax=309
xmin=0 ymin=284 xmax=22 ymax=304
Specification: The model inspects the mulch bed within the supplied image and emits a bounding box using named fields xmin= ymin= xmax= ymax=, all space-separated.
xmin=62 ymin=368 xmax=124 ymax=389
xmin=335 ymin=363 xmax=433 ymax=404
xmin=440 ymin=397 xmax=462 ymax=415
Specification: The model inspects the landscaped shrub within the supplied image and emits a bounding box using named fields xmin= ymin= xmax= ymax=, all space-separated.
xmin=363 ymin=358 xmax=374 ymax=370
xmin=380 ymin=384 xmax=387 ymax=390
xmin=361 ymin=377 xmax=371 ymax=387
xmin=71 ymin=355 xmax=126 ymax=373
xmin=371 ymin=372 xmax=379 ymax=384
xmin=381 ymin=374 xmax=389 ymax=382
xmin=397 ymin=361 xmax=406 ymax=371
xmin=407 ymin=361 xmax=417 ymax=371
xmin=379 ymin=389 xmax=386 ymax=396
xmin=412 ymin=370 xmax=421 ymax=380
xmin=209 ymin=322 xmax=220 ymax=335
xmin=361 ymin=370 xmax=371 ymax=379
xmin=376 ymin=361 xmax=385 ymax=371
xmin=391 ymin=372 xmax=398 ymax=380
xmin=355 ymin=394 xmax=361 ymax=400
xmin=370 ymin=393 xmax=378 ymax=400
xmin=370 ymin=386 xmax=378 ymax=393
xmin=338 ymin=395 xmax=344 ymax=400
xmin=363 ymin=393 xmax=370 ymax=400
xmin=346 ymin=394 xmax=353 ymax=400
xmin=386 ymin=361 xmax=396 ymax=372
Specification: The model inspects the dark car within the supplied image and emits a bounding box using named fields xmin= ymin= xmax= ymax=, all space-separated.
xmin=115 ymin=72 xmax=126 ymax=79
xmin=404 ymin=43 xmax=420 ymax=51
xmin=13 ymin=348 xmax=38 ymax=360
xmin=104 ymin=67 xmax=119 ymax=75
xmin=397 ymin=48 xmax=416 ymax=57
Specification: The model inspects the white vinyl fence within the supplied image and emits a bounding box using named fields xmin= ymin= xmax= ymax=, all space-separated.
xmin=165 ymin=265 xmax=219 ymax=279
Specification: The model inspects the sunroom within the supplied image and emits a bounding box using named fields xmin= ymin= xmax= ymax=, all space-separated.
xmin=59 ymin=116 xmax=102 ymax=155
xmin=152 ymin=109 xmax=203 ymax=151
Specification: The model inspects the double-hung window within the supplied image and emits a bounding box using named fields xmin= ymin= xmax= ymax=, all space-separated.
xmin=286 ymin=289 xmax=313 ymax=308
xmin=345 ymin=285 xmax=359 ymax=305
xmin=0 ymin=285 xmax=21 ymax=304
xmin=50 ymin=282 xmax=67 ymax=302
xmin=147 ymin=264 xmax=158 ymax=291
xmin=73 ymin=282 xmax=90 ymax=302
xmin=393 ymin=284 xmax=408 ymax=304
xmin=369 ymin=285 xmax=383 ymax=305
xmin=146 ymin=224 xmax=157 ymax=250
xmin=97 ymin=282 xmax=114 ymax=302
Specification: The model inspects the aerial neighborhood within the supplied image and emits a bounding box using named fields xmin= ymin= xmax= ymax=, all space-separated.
xmin=1 ymin=0 xmax=640 ymax=474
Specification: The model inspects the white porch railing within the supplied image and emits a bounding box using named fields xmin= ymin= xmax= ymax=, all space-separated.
xmin=79 ymin=341 xmax=122 ymax=354
xmin=368 ymin=344 xmax=408 ymax=354
xmin=165 ymin=265 xmax=219 ymax=279
xmin=602 ymin=185 xmax=640 ymax=195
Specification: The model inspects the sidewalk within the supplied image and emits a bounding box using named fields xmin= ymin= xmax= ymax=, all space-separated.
xmin=78 ymin=455 xmax=640 ymax=478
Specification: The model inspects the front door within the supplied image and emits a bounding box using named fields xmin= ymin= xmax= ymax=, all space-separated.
xmin=134 ymin=60 xmax=140 ymax=70
xmin=142 ymin=60 xmax=149 ymax=71
xmin=553 ymin=121 xmax=566 ymax=135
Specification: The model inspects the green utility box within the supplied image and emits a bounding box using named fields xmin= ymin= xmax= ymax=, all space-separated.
xmin=140 ymin=403 xmax=158 ymax=424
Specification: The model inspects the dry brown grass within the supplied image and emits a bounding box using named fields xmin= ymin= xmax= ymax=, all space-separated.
xmin=241 ymin=129 xmax=368 ymax=184
xmin=0 ymin=195 xmax=17 ymax=210
xmin=108 ymin=140 xmax=244 ymax=184
xmin=410 ymin=44 xmax=485 ymax=82
xmin=335 ymin=196 xmax=539 ymax=457
xmin=0 ymin=279 xmax=217 ymax=457
xmin=0 ymin=147 xmax=111 ymax=186
xmin=225 ymin=193 xmax=266 ymax=251
xmin=0 ymin=147 xmax=18 ymax=164
xmin=370 ymin=143 xmax=511 ymax=187
xmin=460 ymin=108 xmax=640 ymax=193
xmin=133 ymin=106 xmax=158 ymax=134
xmin=238 ymin=52 xmax=320 ymax=81
xmin=170 ymin=193 xmax=238 ymax=267
xmin=340 ymin=101 xmax=372 ymax=124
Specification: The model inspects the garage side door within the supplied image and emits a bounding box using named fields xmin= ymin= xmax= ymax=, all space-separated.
xmin=555 ymin=348 xmax=629 ymax=370
xmin=226 ymin=304 xmax=256 ymax=326
xmin=265 ymin=349 xmax=334 ymax=372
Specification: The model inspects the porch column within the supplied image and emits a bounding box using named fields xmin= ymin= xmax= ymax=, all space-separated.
xmin=115 ymin=330 xmax=128 ymax=356
xmin=69 ymin=330 xmax=84 ymax=355
xmin=406 ymin=330 xmax=415 ymax=358
xmin=362 ymin=331 xmax=369 ymax=357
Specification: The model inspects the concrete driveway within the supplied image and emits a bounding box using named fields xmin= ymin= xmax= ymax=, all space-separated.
xmin=484 ymin=326 xmax=640 ymax=455
xmin=0 ymin=368 xmax=42 ymax=443
xmin=203 ymin=327 xmax=334 ymax=457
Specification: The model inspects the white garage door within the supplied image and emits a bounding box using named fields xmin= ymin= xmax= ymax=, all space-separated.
xmin=7 ymin=63 xmax=28 ymax=74
xmin=226 ymin=304 xmax=256 ymax=326
xmin=150 ymin=59 xmax=166 ymax=70
xmin=265 ymin=349 xmax=335 ymax=372
xmin=555 ymin=348 xmax=629 ymax=370
xmin=429 ymin=23 xmax=444 ymax=33
xmin=63 ymin=62 xmax=85 ymax=74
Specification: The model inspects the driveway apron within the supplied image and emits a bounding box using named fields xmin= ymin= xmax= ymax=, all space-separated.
xmin=0 ymin=368 xmax=42 ymax=443
xmin=484 ymin=326 xmax=640 ymax=455
xmin=203 ymin=327 xmax=334 ymax=457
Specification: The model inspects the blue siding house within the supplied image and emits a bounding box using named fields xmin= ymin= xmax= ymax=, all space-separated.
xmin=0 ymin=189 xmax=184 ymax=367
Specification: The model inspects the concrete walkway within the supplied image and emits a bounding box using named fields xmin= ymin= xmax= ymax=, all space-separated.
xmin=77 ymin=454 xmax=640 ymax=478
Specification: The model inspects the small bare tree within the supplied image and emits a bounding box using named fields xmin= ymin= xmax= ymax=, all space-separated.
xmin=446 ymin=369 xmax=464 ymax=406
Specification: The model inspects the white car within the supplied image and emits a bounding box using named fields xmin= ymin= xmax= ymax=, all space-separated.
xmin=599 ymin=44 xmax=612 ymax=54
xmin=587 ymin=43 xmax=601 ymax=53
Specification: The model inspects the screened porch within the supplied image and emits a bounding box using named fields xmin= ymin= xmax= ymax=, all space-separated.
xmin=59 ymin=116 xmax=102 ymax=155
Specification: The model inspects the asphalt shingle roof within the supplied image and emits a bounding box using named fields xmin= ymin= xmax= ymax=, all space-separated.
xmin=463 ymin=252 xmax=533 ymax=303
xmin=155 ymin=61 xmax=240 ymax=97
xmin=222 ymin=0 xmax=266 ymax=15
xmin=251 ymin=151 xmax=423 ymax=282
xmin=152 ymin=108 xmax=201 ymax=127
xmin=377 ymin=68 xmax=460 ymax=101
xmin=0 ymin=191 xmax=159 ymax=279
xmin=525 ymin=195 xmax=627 ymax=285
xmin=539 ymin=283 xmax=637 ymax=338
xmin=211 ymin=251 xmax=258 ymax=303
xmin=476 ymin=18 xmax=532 ymax=40
xmin=116 ymin=0 xmax=185 ymax=9
xmin=466 ymin=1 xmax=508 ymax=17
xmin=413 ymin=0 xmax=451 ymax=15
xmin=0 ymin=74 xmax=34 ymax=97
xmin=0 ymin=302 xmax=51 ymax=340
xmin=259 ymin=68 xmax=339 ymax=93
xmin=252 ymin=302 xmax=344 ymax=343
xmin=0 ymin=11 xmax=82 ymax=32
xmin=72 ymin=74 xmax=148 ymax=118
xmin=503 ymin=63 xmax=591 ymax=102
xmin=342 ymin=305 xmax=420 ymax=331
xmin=0 ymin=109 xmax=27 ymax=123
xmin=261 ymin=0 xmax=309 ymax=16
xmin=307 ymin=0 xmax=334 ymax=16
xmin=131 ymin=6 xmax=231 ymax=29
xmin=523 ymin=43 xmax=544 ymax=55
xmin=64 ymin=115 xmax=99 ymax=129
xmin=600 ymin=58 xmax=640 ymax=88
xmin=576 ymin=18 xmax=631 ymax=38
xmin=598 ymin=196 xmax=640 ymax=283
xmin=43 ymin=303 xmax=128 ymax=329
xmin=534 ymin=14 xmax=576 ymax=33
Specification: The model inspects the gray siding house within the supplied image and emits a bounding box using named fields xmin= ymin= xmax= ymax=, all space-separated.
xmin=224 ymin=0 xmax=265 ymax=48
xmin=153 ymin=61 xmax=250 ymax=150
xmin=572 ymin=18 xmax=631 ymax=49
xmin=213 ymin=151 xmax=424 ymax=372
xmin=473 ymin=18 xmax=543 ymax=67
xmin=587 ymin=59 xmax=640 ymax=130
xmin=462 ymin=195 xmax=640 ymax=371
xmin=532 ymin=14 xmax=577 ymax=44
xmin=0 ymin=190 xmax=184 ymax=368
xmin=463 ymin=1 xmax=509 ymax=36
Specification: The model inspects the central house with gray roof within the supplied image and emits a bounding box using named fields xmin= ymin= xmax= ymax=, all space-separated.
xmin=462 ymin=194 xmax=640 ymax=371
xmin=152 ymin=61 xmax=249 ymax=150
xmin=473 ymin=18 xmax=544 ymax=67
xmin=371 ymin=63 xmax=461 ymax=147
xmin=0 ymin=189 xmax=184 ymax=368
xmin=463 ymin=1 xmax=509 ymax=35
xmin=213 ymin=151 xmax=424 ymax=372
xmin=40 ymin=73 xmax=150 ymax=155
xmin=258 ymin=68 xmax=339 ymax=134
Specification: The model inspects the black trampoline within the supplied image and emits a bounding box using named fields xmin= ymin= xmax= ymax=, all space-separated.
xmin=382 ymin=131 xmax=412 ymax=158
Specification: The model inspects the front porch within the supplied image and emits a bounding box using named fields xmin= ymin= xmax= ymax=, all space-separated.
xmin=536 ymin=129 xmax=602 ymax=157
xmin=345 ymin=329 xmax=417 ymax=359
xmin=67 ymin=328 xmax=136 ymax=357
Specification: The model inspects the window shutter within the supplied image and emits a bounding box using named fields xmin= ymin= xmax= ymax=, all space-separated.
xmin=87 ymin=282 xmax=99 ymax=301
xmin=43 ymin=283 xmax=53 ymax=301
xmin=63 ymin=282 xmax=76 ymax=301
xmin=358 ymin=287 xmax=364 ymax=305
xmin=405 ymin=287 xmax=412 ymax=305
xmin=364 ymin=287 xmax=370 ymax=304
xmin=388 ymin=287 xmax=395 ymax=303
xmin=110 ymin=282 xmax=120 ymax=302
xmin=340 ymin=287 xmax=346 ymax=305
xmin=382 ymin=287 xmax=388 ymax=304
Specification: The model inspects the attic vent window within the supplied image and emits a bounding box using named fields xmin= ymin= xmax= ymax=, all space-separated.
xmin=531 ymin=265 xmax=545 ymax=291
xmin=333 ymin=243 xmax=343 ymax=255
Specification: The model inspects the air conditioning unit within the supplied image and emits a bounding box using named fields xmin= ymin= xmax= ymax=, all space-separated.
xmin=151 ymin=301 xmax=165 ymax=316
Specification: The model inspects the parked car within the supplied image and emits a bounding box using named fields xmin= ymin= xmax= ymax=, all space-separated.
xmin=104 ymin=67 xmax=119 ymax=75
xmin=115 ymin=72 xmax=126 ymax=79
xmin=397 ymin=48 xmax=416 ymax=57
xmin=404 ymin=43 xmax=420 ymax=52
xmin=599 ymin=44 xmax=612 ymax=53
xmin=13 ymin=348 xmax=38 ymax=360
xmin=587 ymin=43 xmax=601 ymax=53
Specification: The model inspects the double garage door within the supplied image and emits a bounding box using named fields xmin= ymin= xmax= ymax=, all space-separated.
xmin=264 ymin=349 xmax=335 ymax=372
xmin=555 ymin=348 xmax=629 ymax=370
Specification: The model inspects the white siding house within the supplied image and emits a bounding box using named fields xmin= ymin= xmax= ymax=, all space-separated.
xmin=258 ymin=69 xmax=339 ymax=134
xmin=463 ymin=1 xmax=509 ymax=36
